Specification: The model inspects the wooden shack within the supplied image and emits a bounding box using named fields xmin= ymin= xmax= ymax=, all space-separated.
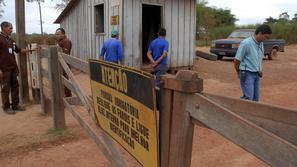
xmin=54 ymin=0 xmax=196 ymax=70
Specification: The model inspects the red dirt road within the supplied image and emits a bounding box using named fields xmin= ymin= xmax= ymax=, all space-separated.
xmin=1 ymin=45 xmax=296 ymax=167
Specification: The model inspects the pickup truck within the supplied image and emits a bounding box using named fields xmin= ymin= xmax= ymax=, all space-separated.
xmin=210 ymin=29 xmax=285 ymax=60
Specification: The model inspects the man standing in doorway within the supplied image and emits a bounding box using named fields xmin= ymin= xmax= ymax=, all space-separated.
xmin=234 ymin=24 xmax=272 ymax=101
xmin=99 ymin=30 xmax=123 ymax=64
xmin=55 ymin=28 xmax=72 ymax=97
xmin=147 ymin=28 xmax=169 ymax=88
xmin=0 ymin=21 xmax=30 ymax=114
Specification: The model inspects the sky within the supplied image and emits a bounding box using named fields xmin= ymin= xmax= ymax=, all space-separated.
xmin=0 ymin=0 xmax=61 ymax=34
xmin=0 ymin=0 xmax=297 ymax=34
xmin=206 ymin=0 xmax=297 ymax=25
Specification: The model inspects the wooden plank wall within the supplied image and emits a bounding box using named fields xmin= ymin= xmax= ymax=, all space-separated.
xmin=123 ymin=0 xmax=196 ymax=68
xmin=60 ymin=0 xmax=196 ymax=68
xmin=60 ymin=0 xmax=122 ymax=61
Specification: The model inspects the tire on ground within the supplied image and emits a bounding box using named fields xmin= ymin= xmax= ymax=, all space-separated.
xmin=217 ymin=55 xmax=223 ymax=60
xmin=268 ymin=48 xmax=278 ymax=60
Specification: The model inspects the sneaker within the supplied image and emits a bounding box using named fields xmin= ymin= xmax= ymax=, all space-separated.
xmin=12 ymin=105 xmax=26 ymax=111
xmin=3 ymin=108 xmax=16 ymax=115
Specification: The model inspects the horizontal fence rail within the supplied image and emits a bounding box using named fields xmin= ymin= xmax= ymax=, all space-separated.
xmin=187 ymin=93 xmax=297 ymax=167
xmin=38 ymin=45 xmax=297 ymax=167
xmin=37 ymin=46 xmax=129 ymax=167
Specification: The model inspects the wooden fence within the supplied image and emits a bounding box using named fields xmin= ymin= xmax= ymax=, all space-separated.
xmin=160 ymin=71 xmax=297 ymax=167
xmin=37 ymin=46 xmax=297 ymax=167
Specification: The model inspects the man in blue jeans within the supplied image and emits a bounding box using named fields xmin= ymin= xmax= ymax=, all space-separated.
xmin=147 ymin=28 xmax=169 ymax=88
xmin=234 ymin=24 xmax=272 ymax=101
xmin=99 ymin=30 xmax=123 ymax=64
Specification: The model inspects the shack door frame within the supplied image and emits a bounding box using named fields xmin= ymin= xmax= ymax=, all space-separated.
xmin=141 ymin=3 xmax=164 ymax=65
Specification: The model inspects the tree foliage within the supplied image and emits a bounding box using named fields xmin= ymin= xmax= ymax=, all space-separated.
xmin=265 ymin=12 xmax=297 ymax=24
xmin=278 ymin=12 xmax=290 ymax=22
xmin=52 ymin=0 xmax=69 ymax=11
xmin=196 ymin=0 xmax=237 ymax=28
xmin=196 ymin=0 xmax=237 ymax=40
xmin=292 ymin=14 xmax=297 ymax=22
xmin=263 ymin=13 xmax=297 ymax=44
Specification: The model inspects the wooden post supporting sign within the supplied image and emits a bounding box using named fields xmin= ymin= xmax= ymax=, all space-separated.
xmin=160 ymin=70 xmax=203 ymax=167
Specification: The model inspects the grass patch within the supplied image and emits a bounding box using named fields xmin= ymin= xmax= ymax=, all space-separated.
xmin=44 ymin=128 xmax=76 ymax=144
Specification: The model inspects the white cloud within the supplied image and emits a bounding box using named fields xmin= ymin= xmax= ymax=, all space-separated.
xmin=0 ymin=0 xmax=61 ymax=34
xmin=1 ymin=0 xmax=297 ymax=33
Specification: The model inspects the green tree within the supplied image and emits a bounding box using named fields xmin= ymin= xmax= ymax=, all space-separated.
xmin=264 ymin=16 xmax=278 ymax=24
xmin=291 ymin=13 xmax=297 ymax=22
xmin=278 ymin=12 xmax=290 ymax=22
xmin=196 ymin=0 xmax=237 ymax=30
xmin=196 ymin=0 xmax=237 ymax=44
xmin=196 ymin=0 xmax=216 ymax=30
xmin=52 ymin=0 xmax=69 ymax=11
xmin=214 ymin=8 xmax=237 ymax=26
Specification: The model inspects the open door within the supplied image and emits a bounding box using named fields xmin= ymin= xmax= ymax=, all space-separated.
xmin=142 ymin=4 xmax=162 ymax=65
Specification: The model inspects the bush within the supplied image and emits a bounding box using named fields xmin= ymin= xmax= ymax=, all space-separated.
xmin=26 ymin=34 xmax=56 ymax=45
xmin=197 ymin=25 xmax=235 ymax=46
xmin=11 ymin=33 xmax=56 ymax=45
xmin=269 ymin=22 xmax=297 ymax=44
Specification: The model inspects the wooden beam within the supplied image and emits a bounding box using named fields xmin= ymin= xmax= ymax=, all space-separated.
xmin=204 ymin=93 xmax=297 ymax=145
xmin=63 ymin=98 xmax=128 ymax=167
xmin=42 ymin=86 xmax=51 ymax=99
xmin=64 ymin=97 xmax=83 ymax=106
xmin=187 ymin=93 xmax=297 ymax=167
xmin=196 ymin=50 xmax=218 ymax=61
xmin=15 ymin=0 xmax=29 ymax=103
xmin=61 ymin=76 xmax=77 ymax=96
xmin=59 ymin=52 xmax=89 ymax=74
xmin=37 ymin=47 xmax=46 ymax=114
xmin=159 ymin=86 xmax=173 ymax=167
xmin=58 ymin=54 xmax=96 ymax=123
xmin=204 ymin=93 xmax=297 ymax=125
xmin=58 ymin=55 xmax=89 ymax=108
xmin=49 ymin=47 xmax=65 ymax=129
xmin=160 ymin=70 xmax=203 ymax=167
xmin=162 ymin=71 xmax=203 ymax=93
xmin=41 ymin=69 xmax=49 ymax=79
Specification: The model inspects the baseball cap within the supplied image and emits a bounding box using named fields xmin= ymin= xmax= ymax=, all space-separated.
xmin=111 ymin=30 xmax=119 ymax=36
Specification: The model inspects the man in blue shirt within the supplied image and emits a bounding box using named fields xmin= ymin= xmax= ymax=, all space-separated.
xmin=234 ymin=25 xmax=272 ymax=101
xmin=99 ymin=30 xmax=123 ymax=64
xmin=147 ymin=28 xmax=169 ymax=88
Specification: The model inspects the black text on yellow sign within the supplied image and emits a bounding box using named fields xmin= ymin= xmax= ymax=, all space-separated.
xmin=89 ymin=59 xmax=158 ymax=167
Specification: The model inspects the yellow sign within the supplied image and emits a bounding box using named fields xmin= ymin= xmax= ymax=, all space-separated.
xmin=89 ymin=59 xmax=158 ymax=167
xmin=110 ymin=15 xmax=119 ymax=25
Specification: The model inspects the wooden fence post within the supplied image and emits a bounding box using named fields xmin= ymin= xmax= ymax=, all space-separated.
xmin=38 ymin=47 xmax=45 ymax=114
xmin=160 ymin=70 xmax=203 ymax=167
xmin=49 ymin=46 xmax=65 ymax=129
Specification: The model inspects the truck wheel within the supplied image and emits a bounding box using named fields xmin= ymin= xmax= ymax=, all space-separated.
xmin=217 ymin=55 xmax=223 ymax=60
xmin=268 ymin=48 xmax=278 ymax=60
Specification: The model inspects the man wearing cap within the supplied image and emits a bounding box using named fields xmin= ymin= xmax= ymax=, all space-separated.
xmin=99 ymin=30 xmax=123 ymax=64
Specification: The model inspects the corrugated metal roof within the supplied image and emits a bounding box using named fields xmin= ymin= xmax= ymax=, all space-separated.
xmin=54 ymin=0 xmax=80 ymax=24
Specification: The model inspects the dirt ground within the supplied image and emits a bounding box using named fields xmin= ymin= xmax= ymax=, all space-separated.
xmin=1 ymin=45 xmax=296 ymax=167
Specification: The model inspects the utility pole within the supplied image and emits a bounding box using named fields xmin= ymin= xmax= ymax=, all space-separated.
xmin=15 ymin=0 xmax=30 ymax=103
xmin=37 ymin=0 xmax=43 ymax=35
